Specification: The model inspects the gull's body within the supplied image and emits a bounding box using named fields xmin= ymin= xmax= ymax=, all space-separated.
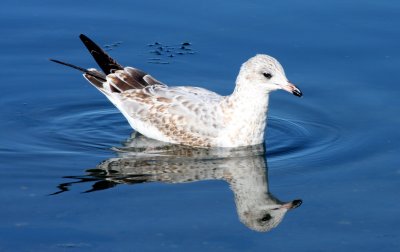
xmin=51 ymin=34 xmax=302 ymax=147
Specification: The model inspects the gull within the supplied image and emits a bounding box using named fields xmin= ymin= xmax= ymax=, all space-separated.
xmin=50 ymin=34 xmax=302 ymax=148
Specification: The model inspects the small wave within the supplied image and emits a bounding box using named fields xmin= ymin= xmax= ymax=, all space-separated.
xmin=267 ymin=116 xmax=340 ymax=163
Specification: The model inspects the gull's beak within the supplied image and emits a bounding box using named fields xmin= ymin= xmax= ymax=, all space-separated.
xmin=281 ymin=199 xmax=303 ymax=210
xmin=280 ymin=82 xmax=302 ymax=97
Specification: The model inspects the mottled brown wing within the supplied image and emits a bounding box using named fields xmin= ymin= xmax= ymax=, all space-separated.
xmin=117 ymin=86 xmax=224 ymax=147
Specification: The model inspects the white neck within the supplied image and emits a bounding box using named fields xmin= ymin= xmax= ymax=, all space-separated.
xmin=218 ymin=75 xmax=270 ymax=147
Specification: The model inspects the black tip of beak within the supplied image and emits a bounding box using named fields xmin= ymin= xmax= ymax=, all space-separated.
xmin=292 ymin=199 xmax=302 ymax=208
xmin=293 ymin=89 xmax=302 ymax=97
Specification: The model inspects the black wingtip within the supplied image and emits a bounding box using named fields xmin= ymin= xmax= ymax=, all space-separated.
xmin=78 ymin=34 xmax=124 ymax=75
xmin=49 ymin=58 xmax=88 ymax=73
xmin=79 ymin=34 xmax=94 ymax=46
xmin=49 ymin=58 xmax=106 ymax=82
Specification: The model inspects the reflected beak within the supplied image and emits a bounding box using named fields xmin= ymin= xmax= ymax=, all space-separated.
xmin=281 ymin=199 xmax=303 ymax=210
xmin=281 ymin=82 xmax=302 ymax=97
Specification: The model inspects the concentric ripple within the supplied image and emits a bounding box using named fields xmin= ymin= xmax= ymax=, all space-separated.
xmin=48 ymin=103 xmax=130 ymax=150
xmin=22 ymin=100 xmax=131 ymax=153
xmin=266 ymin=116 xmax=340 ymax=163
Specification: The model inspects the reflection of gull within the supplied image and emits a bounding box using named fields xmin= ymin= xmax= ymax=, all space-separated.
xmin=51 ymin=34 xmax=302 ymax=147
xmin=55 ymin=135 xmax=302 ymax=232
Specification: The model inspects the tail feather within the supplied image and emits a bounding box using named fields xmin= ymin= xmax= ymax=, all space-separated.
xmin=50 ymin=34 xmax=163 ymax=94
xmin=79 ymin=34 xmax=124 ymax=74
xmin=49 ymin=59 xmax=106 ymax=86
xmin=84 ymin=73 xmax=105 ymax=89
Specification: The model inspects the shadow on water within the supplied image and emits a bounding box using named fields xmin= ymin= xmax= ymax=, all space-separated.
xmin=52 ymin=133 xmax=302 ymax=232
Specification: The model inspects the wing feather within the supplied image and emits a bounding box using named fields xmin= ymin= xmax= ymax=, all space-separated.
xmin=103 ymin=67 xmax=166 ymax=93
xmin=116 ymin=86 xmax=224 ymax=147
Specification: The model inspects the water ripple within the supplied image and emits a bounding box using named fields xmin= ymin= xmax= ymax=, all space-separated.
xmin=267 ymin=117 xmax=340 ymax=163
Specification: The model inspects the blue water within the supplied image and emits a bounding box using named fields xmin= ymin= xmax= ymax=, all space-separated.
xmin=1 ymin=0 xmax=399 ymax=251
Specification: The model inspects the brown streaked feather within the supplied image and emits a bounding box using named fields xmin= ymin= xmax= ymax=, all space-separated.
xmin=124 ymin=67 xmax=152 ymax=88
xmin=84 ymin=74 xmax=104 ymax=88
xmin=89 ymin=69 xmax=107 ymax=80
xmin=115 ymin=70 xmax=143 ymax=89
xmin=107 ymin=75 xmax=133 ymax=92
xmin=105 ymin=67 xmax=166 ymax=93
xmin=110 ymin=86 xmax=120 ymax=93
xmin=125 ymin=67 xmax=165 ymax=87
xmin=143 ymin=75 xmax=164 ymax=86
xmin=124 ymin=67 xmax=147 ymax=80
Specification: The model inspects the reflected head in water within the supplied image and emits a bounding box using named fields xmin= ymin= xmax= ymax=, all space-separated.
xmin=240 ymin=196 xmax=302 ymax=232
xmin=54 ymin=134 xmax=302 ymax=232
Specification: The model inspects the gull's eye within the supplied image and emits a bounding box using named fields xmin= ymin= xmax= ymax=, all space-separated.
xmin=263 ymin=73 xmax=273 ymax=79
xmin=260 ymin=214 xmax=272 ymax=222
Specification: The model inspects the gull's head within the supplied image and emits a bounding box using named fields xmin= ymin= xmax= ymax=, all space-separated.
xmin=237 ymin=54 xmax=302 ymax=97
xmin=239 ymin=199 xmax=302 ymax=232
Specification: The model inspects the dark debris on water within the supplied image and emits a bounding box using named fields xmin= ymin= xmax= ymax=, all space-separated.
xmin=146 ymin=41 xmax=195 ymax=64
xmin=100 ymin=40 xmax=194 ymax=64
xmin=103 ymin=41 xmax=123 ymax=51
